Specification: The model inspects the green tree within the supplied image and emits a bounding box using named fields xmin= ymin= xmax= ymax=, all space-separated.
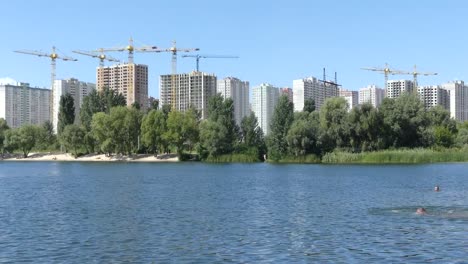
xmin=379 ymin=93 xmax=427 ymax=148
xmin=124 ymin=107 xmax=143 ymax=154
xmin=80 ymin=90 xmax=102 ymax=131
xmin=141 ymin=110 xmax=167 ymax=154
xmin=303 ymin=98 xmax=316 ymax=113
xmin=267 ymin=95 xmax=294 ymax=161
xmin=37 ymin=121 xmax=56 ymax=150
xmin=318 ymin=97 xmax=350 ymax=153
xmin=57 ymin=93 xmax=75 ymax=135
xmin=456 ymin=122 xmax=468 ymax=146
xmin=164 ymin=110 xmax=199 ymax=156
xmin=0 ymin=118 xmax=9 ymax=156
xmin=61 ymin=124 xmax=85 ymax=158
xmin=287 ymin=111 xmax=320 ymax=156
xmin=91 ymin=112 xmax=113 ymax=155
xmin=131 ymin=101 xmax=141 ymax=110
xmin=13 ymin=125 xmax=40 ymax=158
xmin=240 ymin=112 xmax=265 ymax=150
xmin=100 ymin=87 xmax=126 ymax=114
xmin=348 ymin=103 xmax=384 ymax=152
xmin=433 ymin=125 xmax=454 ymax=148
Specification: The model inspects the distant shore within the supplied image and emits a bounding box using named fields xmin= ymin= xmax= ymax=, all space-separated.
xmin=0 ymin=153 xmax=179 ymax=162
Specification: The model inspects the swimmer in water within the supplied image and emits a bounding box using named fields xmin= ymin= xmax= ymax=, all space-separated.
xmin=416 ymin=208 xmax=427 ymax=215
xmin=434 ymin=185 xmax=440 ymax=192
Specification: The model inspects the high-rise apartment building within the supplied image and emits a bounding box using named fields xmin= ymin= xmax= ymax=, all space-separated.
xmin=339 ymin=89 xmax=359 ymax=110
xmin=441 ymin=81 xmax=468 ymax=121
xmin=386 ymin=80 xmax=414 ymax=98
xmin=0 ymin=83 xmax=50 ymax=128
xmin=359 ymin=85 xmax=385 ymax=108
xmin=292 ymin=77 xmax=339 ymax=112
xmin=160 ymin=72 xmax=217 ymax=119
xmin=53 ymin=78 xmax=96 ymax=133
xmin=97 ymin=63 xmax=148 ymax=109
xmin=417 ymin=85 xmax=449 ymax=110
xmin=252 ymin=83 xmax=279 ymax=135
xmin=280 ymin=87 xmax=293 ymax=103
xmin=217 ymin=77 xmax=250 ymax=125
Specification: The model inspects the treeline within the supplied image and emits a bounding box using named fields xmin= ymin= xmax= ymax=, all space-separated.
xmin=2 ymin=90 xmax=468 ymax=162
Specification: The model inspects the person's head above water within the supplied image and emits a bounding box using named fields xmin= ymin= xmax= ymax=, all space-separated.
xmin=434 ymin=185 xmax=440 ymax=192
xmin=416 ymin=208 xmax=427 ymax=215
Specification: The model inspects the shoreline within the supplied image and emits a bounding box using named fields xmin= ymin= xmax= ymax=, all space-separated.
xmin=0 ymin=153 xmax=179 ymax=162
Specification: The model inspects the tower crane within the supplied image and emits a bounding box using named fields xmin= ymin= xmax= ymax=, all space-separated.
xmin=181 ymin=54 xmax=239 ymax=72
xmin=14 ymin=46 xmax=77 ymax=121
xmin=72 ymin=50 xmax=120 ymax=67
xmin=137 ymin=40 xmax=200 ymax=108
xmin=400 ymin=65 xmax=438 ymax=91
xmin=93 ymin=37 xmax=157 ymax=64
xmin=361 ymin=63 xmax=406 ymax=90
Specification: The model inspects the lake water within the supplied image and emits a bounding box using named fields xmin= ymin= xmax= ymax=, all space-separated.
xmin=0 ymin=162 xmax=467 ymax=263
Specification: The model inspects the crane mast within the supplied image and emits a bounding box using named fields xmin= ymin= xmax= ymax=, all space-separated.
xmin=94 ymin=37 xmax=157 ymax=64
xmin=72 ymin=50 xmax=120 ymax=67
xmin=181 ymin=54 xmax=239 ymax=72
xmin=400 ymin=65 xmax=438 ymax=92
xmin=361 ymin=63 xmax=406 ymax=91
xmin=14 ymin=46 xmax=77 ymax=125
xmin=137 ymin=40 xmax=200 ymax=109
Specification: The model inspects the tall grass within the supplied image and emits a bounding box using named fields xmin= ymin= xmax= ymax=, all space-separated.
xmin=321 ymin=148 xmax=468 ymax=164
xmin=205 ymin=153 xmax=260 ymax=163
xmin=273 ymin=154 xmax=321 ymax=164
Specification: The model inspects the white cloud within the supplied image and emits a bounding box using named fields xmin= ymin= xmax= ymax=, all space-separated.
xmin=0 ymin=77 xmax=18 ymax=85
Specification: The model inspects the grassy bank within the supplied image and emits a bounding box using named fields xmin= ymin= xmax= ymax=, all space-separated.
xmin=321 ymin=148 xmax=468 ymax=164
xmin=204 ymin=153 xmax=261 ymax=163
xmin=272 ymin=154 xmax=321 ymax=164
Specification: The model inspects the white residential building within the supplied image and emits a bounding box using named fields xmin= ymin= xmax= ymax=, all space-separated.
xmin=386 ymin=80 xmax=414 ymax=98
xmin=0 ymin=83 xmax=50 ymax=128
xmin=293 ymin=77 xmax=339 ymax=112
xmin=160 ymin=72 xmax=217 ymax=119
xmin=217 ymin=77 xmax=250 ymax=125
xmin=417 ymin=85 xmax=449 ymax=110
xmin=53 ymin=78 xmax=96 ymax=133
xmin=441 ymin=81 xmax=468 ymax=121
xmin=339 ymin=89 xmax=359 ymax=110
xmin=252 ymin=83 xmax=279 ymax=135
xmin=359 ymin=85 xmax=385 ymax=108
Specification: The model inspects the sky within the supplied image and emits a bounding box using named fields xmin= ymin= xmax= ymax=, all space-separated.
xmin=1 ymin=0 xmax=468 ymax=98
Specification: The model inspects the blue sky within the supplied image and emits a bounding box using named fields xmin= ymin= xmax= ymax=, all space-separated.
xmin=1 ymin=0 xmax=467 ymax=97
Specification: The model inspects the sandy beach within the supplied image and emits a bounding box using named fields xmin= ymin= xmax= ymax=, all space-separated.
xmin=0 ymin=153 xmax=179 ymax=162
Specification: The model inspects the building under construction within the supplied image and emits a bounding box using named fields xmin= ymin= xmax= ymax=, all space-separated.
xmin=96 ymin=63 xmax=148 ymax=109
xmin=160 ymin=72 xmax=217 ymax=120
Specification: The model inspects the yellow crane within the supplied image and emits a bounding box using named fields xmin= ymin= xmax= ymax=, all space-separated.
xmin=138 ymin=40 xmax=200 ymax=108
xmin=361 ymin=63 xmax=406 ymax=90
xmin=72 ymin=50 xmax=120 ymax=67
xmin=400 ymin=65 xmax=438 ymax=91
xmin=93 ymin=37 xmax=157 ymax=64
xmin=14 ymin=46 xmax=77 ymax=121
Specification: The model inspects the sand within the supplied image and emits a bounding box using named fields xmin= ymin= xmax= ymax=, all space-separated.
xmin=0 ymin=152 xmax=179 ymax=162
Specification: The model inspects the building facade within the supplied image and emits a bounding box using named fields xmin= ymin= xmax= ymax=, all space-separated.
xmin=441 ymin=81 xmax=468 ymax=121
xmin=217 ymin=77 xmax=250 ymax=125
xmin=160 ymin=72 xmax=217 ymax=119
xmin=386 ymin=80 xmax=414 ymax=99
xmin=359 ymin=85 xmax=385 ymax=108
xmin=97 ymin=63 xmax=148 ymax=109
xmin=53 ymin=78 xmax=96 ymax=133
xmin=339 ymin=89 xmax=359 ymax=110
xmin=280 ymin=87 xmax=293 ymax=103
xmin=417 ymin=85 xmax=450 ymax=110
xmin=292 ymin=77 xmax=339 ymax=112
xmin=0 ymin=83 xmax=50 ymax=128
xmin=252 ymin=83 xmax=279 ymax=135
